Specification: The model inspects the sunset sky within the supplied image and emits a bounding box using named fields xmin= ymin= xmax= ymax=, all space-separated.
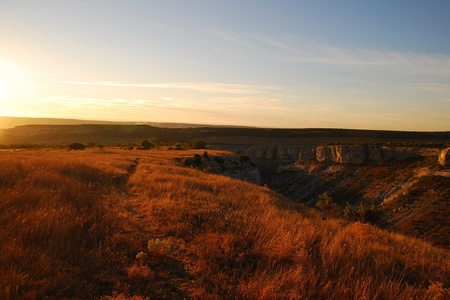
xmin=1 ymin=1 xmax=450 ymax=130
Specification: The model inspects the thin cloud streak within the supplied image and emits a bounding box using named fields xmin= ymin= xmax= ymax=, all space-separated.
xmin=208 ymin=96 xmax=288 ymax=112
xmin=210 ymin=30 xmax=450 ymax=75
xmin=59 ymin=81 xmax=280 ymax=95
xmin=207 ymin=30 xmax=249 ymax=46
xmin=253 ymin=34 xmax=450 ymax=74
xmin=284 ymin=46 xmax=450 ymax=73
xmin=40 ymin=94 xmax=288 ymax=115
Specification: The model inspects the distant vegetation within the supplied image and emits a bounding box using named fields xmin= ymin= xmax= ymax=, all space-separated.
xmin=315 ymin=193 xmax=384 ymax=225
xmin=191 ymin=140 xmax=207 ymax=149
xmin=0 ymin=149 xmax=448 ymax=299
xmin=68 ymin=142 xmax=86 ymax=150
xmin=138 ymin=139 xmax=154 ymax=150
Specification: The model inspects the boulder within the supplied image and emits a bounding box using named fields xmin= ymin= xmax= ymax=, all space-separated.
xmin=438 ymin=148 xmax=450 ymax=167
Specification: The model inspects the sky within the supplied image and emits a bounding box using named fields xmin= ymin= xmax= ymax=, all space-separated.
xmin=1 ymin=0 xmax=450 ymax=131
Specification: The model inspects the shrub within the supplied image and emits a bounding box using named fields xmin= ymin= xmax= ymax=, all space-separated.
xmin=127 ymin=263 xmax=154 ymax=279
xmin=140 ymin=139 xmax=153 ymax=150
xmin=240 ymin=155 xmax=256 ymax=167
xmin=240 ymin=155 xmax=251 ymax=162
xmin=344 ymin=202 xmax=383 ymax=225
xmin=315 ymin=192 xmax=340 ymax=212
xmin=182 ymin=158 xmax=192 ymax=167
xmin=68 ymin=142 xmax=85 ymax=150
xmin=147 ymin=238 xmax=173 ymax=257
xmin=193 ymin=154 xmax=202 ymax=167
xmin=214 ymin=157 xmax=225 ymax=164
xmin=192 ymin=140 xmax=207 ymax=149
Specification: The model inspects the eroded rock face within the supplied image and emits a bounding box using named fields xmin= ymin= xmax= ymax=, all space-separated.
xmin=243 ymin=144 xmax=423 ymax=165
xmin=316 ymin=145 xmax=367 ymax=164
xmin=244 ymin=145 xmax=316 ymax=162
xmin=206 ymin=156 xmax=261 ymax=185
xmin=438 ymin=148 xmax=450 ymax=167
xmin=298 ymin=145 xmax=317 ymax=162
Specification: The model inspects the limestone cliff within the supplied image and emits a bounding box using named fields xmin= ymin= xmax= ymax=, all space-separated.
xmin=438 ymin=148 xmax=450 ymax=167
xmin=242 ymin=144 xmax=433 ymax=165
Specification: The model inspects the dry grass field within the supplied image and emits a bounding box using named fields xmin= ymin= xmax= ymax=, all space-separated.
xmin=1 ymin=148 xmax=449 ymax=299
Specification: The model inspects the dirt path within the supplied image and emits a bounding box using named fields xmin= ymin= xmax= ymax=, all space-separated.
xmin=117 ymin=157 xmax=193 ymax=299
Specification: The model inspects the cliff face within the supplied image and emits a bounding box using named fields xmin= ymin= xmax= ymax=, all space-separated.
xmin=181 ymin=154 xmax=261 ymax=185
xmin=208 ymin=156 xmax=261 ymax=185
xmin=439 ymin=148 xmax=450 ymax=167
xmin=243 ymin=144 xmax=436 ymax=166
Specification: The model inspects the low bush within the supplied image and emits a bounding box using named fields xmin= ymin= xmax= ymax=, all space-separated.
xmin=344 ymin=202 xmax=384 ymax=224
xmin=139 ymin=139 xmax=153 ymax=150
xmin=192 ymin=140 xmax=207 ymax=149
xmin=68 ymin=142 xmax=85 ymax=150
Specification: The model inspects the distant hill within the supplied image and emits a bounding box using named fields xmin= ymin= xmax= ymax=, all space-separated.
xmin=1 ymin=122 xmax=449 ymax=145
xmin=0 ymin=116 xmax=119 ymax=129
xmin=0 ymin=116 xmax=224 ymax=130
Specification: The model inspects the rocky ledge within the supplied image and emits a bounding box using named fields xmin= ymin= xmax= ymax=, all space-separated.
xmin=438 ymin=148 xmax=450 ymax=167
xmin=243 ymin=144 xmax=442 ymax=165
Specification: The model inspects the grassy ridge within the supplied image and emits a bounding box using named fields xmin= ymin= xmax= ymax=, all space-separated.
xmin=2 ymin=124 xmax=450 ymax=145
xmin=0 ymin=149 xmax=449 ymax=299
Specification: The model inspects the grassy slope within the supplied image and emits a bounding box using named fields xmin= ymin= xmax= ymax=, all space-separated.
xmin=266 ymin=157 xmax=450 ymax=248
xmin=0 ymin=149 xmax=449 ymax=299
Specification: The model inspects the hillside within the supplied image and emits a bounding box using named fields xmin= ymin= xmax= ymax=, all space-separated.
xmin=1 ymin=148 xmax=449 ymax=299
xmin=265 ymin=158 xmax=450 ymax=248
xmin=1 ymin=123 xmax=450 ymax=145
xmin=0 ymin=116 xmax=241 ymax=130
xmin=0 ymin=116 xmax=119 ymax=129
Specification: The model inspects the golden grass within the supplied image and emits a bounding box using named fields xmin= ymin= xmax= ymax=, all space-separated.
xmin=1 ymin=148 xmax=449 ymax=299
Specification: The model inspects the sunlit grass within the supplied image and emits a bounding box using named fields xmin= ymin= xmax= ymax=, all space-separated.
xmin=0 ymin=148 xmax=449 ymax=299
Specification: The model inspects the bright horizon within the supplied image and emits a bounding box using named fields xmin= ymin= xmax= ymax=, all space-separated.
xmin=1 ymin=1 xmax=450 ymax=131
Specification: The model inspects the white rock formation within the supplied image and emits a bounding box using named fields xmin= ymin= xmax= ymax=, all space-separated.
xmin=438 ymin=148 xmax=450 ymax=167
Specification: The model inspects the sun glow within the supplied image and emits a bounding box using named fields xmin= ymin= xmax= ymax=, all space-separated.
xmin=0 ymin=80 xmax=12 ymax=97
xmin=0 ymin=57 xmax=40 ymax=117
xmin=0 ymin=57 xmax=35 ymax=98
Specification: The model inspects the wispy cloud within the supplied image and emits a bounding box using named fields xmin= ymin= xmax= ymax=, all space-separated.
xmin=43 ymin=95 xmax=159 ymax=109
xmin=59 ymin=81 xmax=280 ymax=95
xmin=152 ymin=21 xmax=186 ymax=35
xmin=254 ymin=35 xmax=294 ymax=51
xmin=207 ymin=29 xmax=249 ymax=46
xmin=40 ymin=94 xmax=288 ymax=114
xmin=252 ymin=34 xmax=450 ymax=75
xmin=207 ymin=96 xmax=288 ymax=112
xmin=409 ymin=82 xmax=450 ymax=92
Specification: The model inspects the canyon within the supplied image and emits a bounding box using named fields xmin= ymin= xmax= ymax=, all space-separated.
xmin=223 ymin=144 xmax=450 ymax=248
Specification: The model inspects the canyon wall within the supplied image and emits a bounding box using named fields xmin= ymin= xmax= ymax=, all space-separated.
xmin=439 ymin=148 xmax=450 ymax=167
xmin=243 ymin=144 xmax=439 ymax=166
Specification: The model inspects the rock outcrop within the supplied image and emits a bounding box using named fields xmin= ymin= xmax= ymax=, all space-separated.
xmin=316 ymin=145 xmax=367 ymax=164
xmin=243 ymin=144 xmax=422 ymax=166
xmin=185 ymin=155 xmax=261 ymax=185
xmin=438 ymin=148 xmax=450 ymax=167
